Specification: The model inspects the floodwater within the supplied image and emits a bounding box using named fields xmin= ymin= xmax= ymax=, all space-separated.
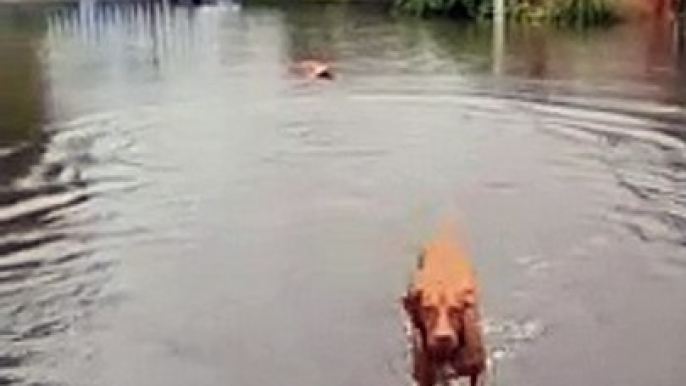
xmin=1 ymin=2 xmax=685 ymax=385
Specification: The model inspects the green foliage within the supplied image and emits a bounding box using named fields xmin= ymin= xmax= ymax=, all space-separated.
xmin=547 ymin=0 xmax=621 ymax=26
xmin=393 ymin=0 xmax=621 ymax=26
xmin=393 ymin=0 xmax=484 ymax=18
xmin=504 ymin=0 xmax=621 ymax=26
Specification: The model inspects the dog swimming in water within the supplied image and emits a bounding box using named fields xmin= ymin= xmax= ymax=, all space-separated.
xmin=290 ymin=60 xmax=334 ymax=80
xmin=402 ymin=223 xmax=487 ymax=386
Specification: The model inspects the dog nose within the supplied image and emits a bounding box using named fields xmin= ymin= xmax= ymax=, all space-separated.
xmin=434 ymin=335 xmax=456 ymax=349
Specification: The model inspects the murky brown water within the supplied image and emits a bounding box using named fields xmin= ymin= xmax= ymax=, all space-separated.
xmin=1 ymin=2 xmax=686 ymax=385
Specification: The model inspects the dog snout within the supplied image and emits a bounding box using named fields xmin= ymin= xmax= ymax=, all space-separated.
xmin=432 ymin=333 xmax=457 ymax=349
xmin=429 ymin=331 xmax=458 ymax=357
xmin=428 ymin=333 xmax=458 ymax=361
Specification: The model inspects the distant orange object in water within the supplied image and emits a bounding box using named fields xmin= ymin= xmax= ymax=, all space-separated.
xmin=291 ymin=60 xmax=334 ymax=80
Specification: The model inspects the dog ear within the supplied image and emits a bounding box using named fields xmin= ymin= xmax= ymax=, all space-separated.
xmin=455 ymin=305 xmax=486 ymax=372
xmin=402 ymin=290 xmax=419 ymax=315
xmin=402 ymin=290 xmax=423 ymax=329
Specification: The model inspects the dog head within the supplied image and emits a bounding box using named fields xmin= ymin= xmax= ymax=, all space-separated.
xmin=294 ymin=60 xmax=334 ymax=80
xmin=310 ymin=63 xmax=334 ymax=80
xmin=403 ymin=286 xmax=476 ymax=362
xmin=315 ymin=68 xmax=334 ymax=80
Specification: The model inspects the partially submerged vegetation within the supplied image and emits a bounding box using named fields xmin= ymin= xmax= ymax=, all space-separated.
xmin=393 ymin=0 xmax=623 ymax=26
xmin=393 ymin=0 xmax=486 ymax=19
xmin=509 ymin=0 xmax=621 ymax=26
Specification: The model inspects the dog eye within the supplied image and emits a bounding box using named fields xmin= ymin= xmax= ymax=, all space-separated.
xmin=447 ymin=306 xmax=462 ymax=319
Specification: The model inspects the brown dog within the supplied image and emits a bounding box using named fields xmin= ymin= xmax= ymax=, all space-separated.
xmin=402 ymin=225 xmax=486 ymax=386
xmin=290 ymin=60 xmax=334 ymax=80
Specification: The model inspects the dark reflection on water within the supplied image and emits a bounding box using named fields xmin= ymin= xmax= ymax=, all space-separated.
xmin=1 ymin=5 xmax=136 ymax=386
xmin=1 ymin=2 xmax=686 ymax=386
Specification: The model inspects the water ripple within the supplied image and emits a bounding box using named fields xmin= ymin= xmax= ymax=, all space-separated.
xmin=0 ymin=102 xmax=146 ymax=386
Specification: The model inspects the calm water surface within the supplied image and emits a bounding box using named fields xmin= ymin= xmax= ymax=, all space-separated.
xmin=1 ymin=2 xmax=686 ymax=386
